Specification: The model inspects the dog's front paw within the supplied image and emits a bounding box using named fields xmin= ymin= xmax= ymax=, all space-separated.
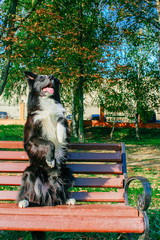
xmin=57 ymin=123 xmax=67 ymax=144
xmin=18 ymin=199 xmax=29 ymax=208
xmin=66 ymin=198 xmax=76 ymax=205
xmin=46 ymin=159 xmax=55 ymax=168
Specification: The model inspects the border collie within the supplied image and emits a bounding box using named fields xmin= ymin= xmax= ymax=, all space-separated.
xmin=17 ymin=71 xmax=75 ymax=210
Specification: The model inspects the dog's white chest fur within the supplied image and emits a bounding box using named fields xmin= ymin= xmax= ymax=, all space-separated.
xmin=34 ymin=97 xmax=67 ymax=160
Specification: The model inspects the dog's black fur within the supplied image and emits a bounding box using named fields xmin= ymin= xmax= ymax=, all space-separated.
xmin=17 ymin=71 xmax=74 ymax=209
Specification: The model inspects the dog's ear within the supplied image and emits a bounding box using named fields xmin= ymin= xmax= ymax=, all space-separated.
xmin=25 ymin=71 xmax=38 ymax=90
xmin=54 ymin=77 xmax=61 ymax=85
xmin=25 ymin=71 xmax=37 ymax=80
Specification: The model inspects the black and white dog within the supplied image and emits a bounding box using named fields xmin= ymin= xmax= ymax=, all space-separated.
xmin=18 ymin=71 xmax=75 ymax=209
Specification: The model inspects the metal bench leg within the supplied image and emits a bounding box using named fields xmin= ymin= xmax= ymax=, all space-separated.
xmin=118 ymin=211 xmax=149 ymax=240
xmin=118 ymin=233 xmax=134 ymax=240
xmin=31 ymin=231 xmax=46 ymax=240
xmin=138 ymin=211 xmax=149 ymax=240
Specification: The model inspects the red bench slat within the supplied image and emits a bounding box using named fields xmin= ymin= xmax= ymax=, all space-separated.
xmin=0 ymin=214 xmax=144 ymax=233
xmin=0 ymin=151 xmax=28 ymax=161
xmin=69 ymin=163 xmax=123 ymax=174
xmin=0 ymin=190 xmax=124 ymax=202
xmin=69 ymin=143 xmax=121 ymax=151
xmin=0 ymin=141 xmax=121 ymax=151
xmin=74 ymin=177 xmax=123 ymax=188
xmin=0 ymin=162 xmax=29 ymax=173
xmin=0 ymin=176 xmax=21 ymax=185
xmin=68 ymin=152 xmax=122 ymax=162
xmin=0 ymin=176 xmax=123 ymax=188
xmin=71 ymin=192 xmax=124 ymax=202
xmin=0 ymin=191 xmax=18 ymax=201
xmin=0 ymin=203 xmax=143 ymax=217
xmin=0 ymin=141 xmax=23 ymax=149
xmin=0 ymin=151 xmax=121 ymax=162
xmin=0 ymin=162 xmax=123 ymax=174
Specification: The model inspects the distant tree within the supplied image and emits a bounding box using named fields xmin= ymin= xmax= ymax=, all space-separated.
xmin=155 ymin=0 xmax=160 ymax=73
xmin=110 ymin=0 xmax=160 ymax=74
xmin=98 ymin=0 xmax=160 ymax=140
xmin=123 ymin=44 xmax=159 ymax=140
xmin=98 ymin=80 xmax=128 ymax=139
xmin=101 ymin=41 xmax=159 ymax=140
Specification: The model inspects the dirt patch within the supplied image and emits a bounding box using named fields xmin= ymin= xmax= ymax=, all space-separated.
xmin=125 ymin=145 xmax=160 ymax=167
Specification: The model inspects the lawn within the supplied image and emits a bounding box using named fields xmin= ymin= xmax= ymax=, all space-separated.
xmin=0 ymin=125 xmax=159 ymax=240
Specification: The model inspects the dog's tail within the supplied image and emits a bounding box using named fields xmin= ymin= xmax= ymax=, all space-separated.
xmin=31 ymin=231 xmax=46 ymax=240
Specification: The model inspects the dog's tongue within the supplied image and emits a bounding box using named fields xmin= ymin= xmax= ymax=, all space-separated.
xmin=43 ymin=87 xmax=54 ymax=94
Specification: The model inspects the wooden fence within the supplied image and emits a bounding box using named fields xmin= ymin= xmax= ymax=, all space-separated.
xmin=0 ymin=103 xmax=26 ymax=126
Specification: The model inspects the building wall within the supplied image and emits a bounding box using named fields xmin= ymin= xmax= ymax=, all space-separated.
xmin=0 ymin=95 xmax=160 ymax=121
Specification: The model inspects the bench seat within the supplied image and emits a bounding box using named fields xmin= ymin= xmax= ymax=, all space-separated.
xmin=0 ymin=203 xmax=144 ymax=233
xmin=0 ymin=141 xmax=151 ymax=239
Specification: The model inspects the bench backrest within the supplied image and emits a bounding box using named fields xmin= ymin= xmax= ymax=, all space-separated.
xmin=0 ymin=141 xmax=127 ymax=204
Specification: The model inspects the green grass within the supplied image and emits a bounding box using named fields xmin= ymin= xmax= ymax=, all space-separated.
xmin=84 ymin=126 xmax=160 ymax=146
xmin=0 ymin=125 xmax=23 ymax=141
xmin=0 ymin=125 xmax=160 ymax=145
xmin=0 ymin=125 xmax=160 ymax=239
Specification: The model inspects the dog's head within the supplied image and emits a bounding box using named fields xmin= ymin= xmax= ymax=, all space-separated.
xmin=25 ymin=71 xmax=61 ymax=102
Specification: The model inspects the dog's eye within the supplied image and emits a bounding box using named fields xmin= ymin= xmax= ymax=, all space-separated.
xmin=40 ymin=76 xmax=44 ymax=81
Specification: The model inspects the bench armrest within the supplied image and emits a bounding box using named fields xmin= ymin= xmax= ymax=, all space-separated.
xmin=124 ymin=176 xmax=151 ymax=211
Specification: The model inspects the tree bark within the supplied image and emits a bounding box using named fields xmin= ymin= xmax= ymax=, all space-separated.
xmin=0 ymin=57 xmax=11 ymax=95
xmin=78 ymin=75 xmax=84 ymax=142
xmin=110 ymin=114 xmax=117 ymax=140
xmin=0 ymin=0 xmax=18 ymax=96
xmin=100 ymin=105 xmax=105 ymax=122
xmin=71 ymin=82 xmax=78 ymax=140
xmin=135 ymin=113 xmax=141 ymax=140
xmin=134 ymin=64 xmax=141 ymax=141
xmin=156 ymin=0 xmax=160 ymax=75
xmin=110 ymin=118 xmax=116 ymax=140
xmin=78 ymin=0 xmax=84 ymax=142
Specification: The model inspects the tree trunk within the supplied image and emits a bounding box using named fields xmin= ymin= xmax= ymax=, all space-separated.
xmin=110 ymin=115 xmax=117 ymax=140
xmin=110 ymin=117 xmax=116 ymax=140
xmin=100 ymin=105 xmax=104 ymax=122
xmin=135 ymin=65 xmax=141 ymax=141
xmin=78 ymin=0 xmax=84 ymax=142
xmin=0 ymin=0 xmax=18 ymax=96
xmin=78 ymin=76 xmax=84 ymax=142
xmin=71 ymin=82 xmax=78 ymax=140
xmin=0 ymin=57 xmax=10 ymax=95
xmin=156 ymin=0 xmax=160 ymax=75
xmin=135 ymin=113 xmax=141 ymax=140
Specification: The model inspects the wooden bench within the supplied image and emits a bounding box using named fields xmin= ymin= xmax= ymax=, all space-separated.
xmin=0 ymin=141 xmax=151 ymax=239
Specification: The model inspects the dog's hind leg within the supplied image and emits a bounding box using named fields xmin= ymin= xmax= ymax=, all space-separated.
xmin=45 ymin=141 xmax=56 ymax=168
xmin=25 ymin=137 xmax=56 ymax=168
xmin=31 ymin=231 xmax=47 ymax=240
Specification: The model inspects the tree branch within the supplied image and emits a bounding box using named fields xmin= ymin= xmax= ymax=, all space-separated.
xmin=0 ymin=0 xmax=44 ymax=96
xmin=13 ymin=0 xmax=44 ymax=33
xmin=0 ymin=0 xmax=43 ymax=41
